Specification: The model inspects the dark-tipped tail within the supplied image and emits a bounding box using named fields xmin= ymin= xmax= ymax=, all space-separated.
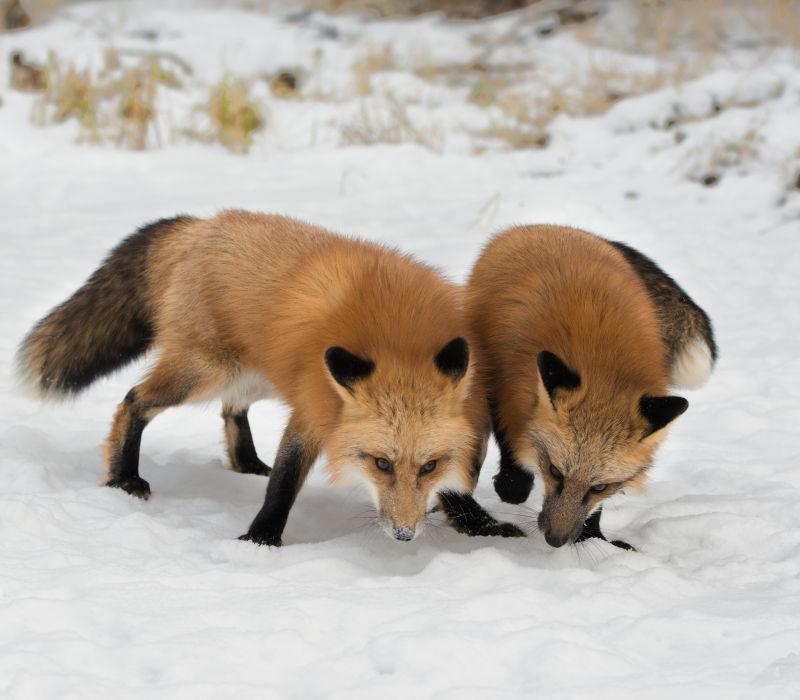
xmin=16 ymin=217 xmax=190 ymax=400
xmin=608 ymin=239 xmax=717 ymax=390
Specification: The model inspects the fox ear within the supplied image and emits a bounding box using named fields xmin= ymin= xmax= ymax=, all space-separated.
xmin=640 ymin=395 xmax=688 ymax=438
xmin=538 ymin=351 xmax=580 ymax=406
xmin=435 ymin=337 xmax=469 ymax=382
xmin=325 ymin=347 xmax=375 ymax=394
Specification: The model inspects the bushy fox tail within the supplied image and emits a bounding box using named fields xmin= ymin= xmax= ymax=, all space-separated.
xmin=16 ymin=217 xmax=189 ymax=400
xmin=609 ymin=239 xmax=718 ymax=390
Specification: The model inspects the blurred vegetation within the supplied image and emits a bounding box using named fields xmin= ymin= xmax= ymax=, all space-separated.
xmin=4 ymin=0 xmax=799 ymax=172
xmin=197 ymin=76 xmax=265 ymax=153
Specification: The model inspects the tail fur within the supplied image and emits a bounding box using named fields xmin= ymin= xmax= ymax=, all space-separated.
xmin=16 ymin=217 xmax=188 ymax=399
xmin=608 ymin=239 xmax=718 ymax=390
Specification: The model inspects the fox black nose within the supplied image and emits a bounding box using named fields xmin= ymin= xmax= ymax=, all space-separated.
xmin=544 ymin=531 xmax=568 ymax=548
xmin=393 ymin=526 xmax=414 ymax=542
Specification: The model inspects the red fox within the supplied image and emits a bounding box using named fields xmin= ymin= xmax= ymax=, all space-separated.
xmin=467 ymin=225 xmax=716 ymax=549
xmin=17 ymin=211 xmax=523 ymax=546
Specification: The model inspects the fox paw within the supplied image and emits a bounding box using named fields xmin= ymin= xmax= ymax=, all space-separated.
xmin=490 ymin=521 xmax=527 ymax=538
xmin=106 ymin=476 xmax=151 ymax=500
xmin=238 ymin=532 xmax=282 ymax=547
xmin=234 ymin=459 xmax=272 ymax=476
xmin=493 ymin=465 xmax=534 ymax=504
xmin=610 ymin=539 xmax=636 ymax=551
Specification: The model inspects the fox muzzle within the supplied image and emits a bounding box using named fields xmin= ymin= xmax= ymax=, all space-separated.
xmin=393 ymin=526 xmax=415 ymax=542
xmin=538 ymin=493 xmax=587 ymax=548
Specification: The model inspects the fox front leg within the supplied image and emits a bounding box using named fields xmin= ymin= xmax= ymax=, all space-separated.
xmin=491 ymin=424 xmax=534 ymax=505
xmin=239 ymin=416 xmax=318 ymax=547
xmin=576 ymin=508 xmax=635 ymax=551
xmin=440 ymin=492 xmax=526 ymax=538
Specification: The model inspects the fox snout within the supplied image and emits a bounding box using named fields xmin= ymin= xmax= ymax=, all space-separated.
xmin=538 ymin=494 xmax=587 ymax=548
xmin=393 ymin=525 xmax=415 ymax=542
xmin=379 ymin=490 xmax=427 ymax=542
xmin=381 ymin=519 xmax=418 ymax=542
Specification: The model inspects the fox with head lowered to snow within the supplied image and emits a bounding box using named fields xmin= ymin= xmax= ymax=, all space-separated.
xmin=17 ymin=211 xmax=523 ymax=546
xmin=467 ymin=225 xmax=716 ymax=549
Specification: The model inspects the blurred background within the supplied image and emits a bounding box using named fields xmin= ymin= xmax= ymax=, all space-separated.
xmin=2 ymin=0 xmax=798 ymax=171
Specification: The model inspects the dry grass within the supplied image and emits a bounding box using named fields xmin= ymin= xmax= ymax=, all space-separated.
xmin=31 ymin=52 xmax=101 ymax=142
xmin=352 ymin=42 xmax=396 ymax=95
xmin=707 ymin=127 xmax=762 ymax=170
xmin=472 ymin=57 xmax=698 ymax=150
xmin=186 ymin=76 xmax=265 ymax=153
xmin=478 ymin=121 xmax=549 ymax=151
xmin=29 ymin=49 xmax=265 ymax=153
xmin=793 ymin=147 xmax=800 ymax=190
xmin=306 ymin=0 xmax=534 ymax=19
xmin=683 ymin=124 xmax=764 ymax=185
xmin=579 ymin=0 xmax=800 ymax=55
xmin=30 ymin=49 xmax=181 ymax=148
xmin=340 ymin=91 xmax=442 ymax=150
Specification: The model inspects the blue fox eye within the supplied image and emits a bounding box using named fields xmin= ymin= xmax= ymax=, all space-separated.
xmin=590 ymin=483 xmax=607 ymax=493
xmin=375 ymin=457 xmax=394 ymax=474
xmin=419 ymin=460 xmax=437 ymax=476
xmin=549 ymin=464 xmax=563 ymax=481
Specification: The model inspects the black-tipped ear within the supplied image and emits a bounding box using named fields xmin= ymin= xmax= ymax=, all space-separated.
xmin=640 ymin=395 xmax=688 ymax=437
xmin=538 ymin=351 xmax=580 ymax=406
xmin=435 ymin=337 xmax=469 ymax=382
xmin=324 ymin=347 xmax=375 ymax=392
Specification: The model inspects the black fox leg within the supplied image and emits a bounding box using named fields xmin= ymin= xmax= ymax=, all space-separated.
xmin=105 ymin=394 xmax=150 ymax=499
xmin=440 ymin=492 xmax=525 ymax=538
xmin=492 ymin=423 xmax=534 ymax=505
xmin=104 ymin=359 xmax=195 ymax=499
xmin=576 ymin=508 xmax=635 ymax=551
xmin=240 ymin=416 xmax=318 ymax=547
xmin=222 ymin=405 xmax=271 ymax=475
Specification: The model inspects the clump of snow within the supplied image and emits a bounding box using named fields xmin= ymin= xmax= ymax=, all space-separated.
xmin=2 ymin=1 xmax=800 ymax=697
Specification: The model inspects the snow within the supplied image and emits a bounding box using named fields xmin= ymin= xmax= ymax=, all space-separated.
xmin=1 ymin=1 xmax=800 ymax=697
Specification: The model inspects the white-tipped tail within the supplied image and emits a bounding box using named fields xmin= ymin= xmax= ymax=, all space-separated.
xmin=670 ymin=336 xmax=715 ymax=390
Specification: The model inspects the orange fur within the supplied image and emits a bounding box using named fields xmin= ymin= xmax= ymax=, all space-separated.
xmin=468 ymin=224 xmax=684 ymax=543
xmin=148 ymin=210 xmax=485 ymax=484
xmin=23 ymin=210 xmax=489 ymax=536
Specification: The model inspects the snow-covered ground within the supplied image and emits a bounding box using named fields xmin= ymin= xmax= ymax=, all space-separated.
xmin=2 ymin=1 xmax=800 ymax=697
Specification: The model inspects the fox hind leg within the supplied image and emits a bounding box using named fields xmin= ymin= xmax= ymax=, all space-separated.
xmin=105 ymin=391 xmax=152 ymax=499
xmin=104 ymin=358 xmax=198 ymax=499
xmin=222 ymin=405 xmax=271 ymax=475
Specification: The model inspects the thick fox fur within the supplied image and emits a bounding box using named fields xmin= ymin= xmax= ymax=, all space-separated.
xmin=17 ymin=210 xmax=523 ymax=546
xmin=467 ymin=224 xmax=716 ymax=548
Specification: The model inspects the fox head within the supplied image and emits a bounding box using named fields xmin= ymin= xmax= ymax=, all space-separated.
xmin=323 ymin=337 xmax=480 ymax=542
xmin=521 ymin=351 xmax=688 ymax=548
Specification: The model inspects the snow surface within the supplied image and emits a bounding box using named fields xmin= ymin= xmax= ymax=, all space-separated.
xmin=1 ymin=2 xmax=800 ymax=698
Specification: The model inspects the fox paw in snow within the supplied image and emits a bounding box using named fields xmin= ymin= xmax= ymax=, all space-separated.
xmin=235 ymin=459 xmax=272 ymax=476
xmin=238 ymin=532 xmax=283 ymax=547
xmin=105 ymin=476 xmax=151 ymax=500
xmin=493 ymin=465 xmax=534 ymax=505
xmin=610 ymin=539 xmax=636 ymax=551
xmin=487 ymin=521 xmax=527 ymax=538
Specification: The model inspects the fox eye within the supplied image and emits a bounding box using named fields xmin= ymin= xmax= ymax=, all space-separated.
xmin=590 ymin=483 xmax=607 ymax=494
xmin=419 ymin=460 xmax=437 ymax=476
xmin=549 ymin=464 xmax=563 ymax=481
xmin=375 ymin=457 xmax=394 ymax=474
